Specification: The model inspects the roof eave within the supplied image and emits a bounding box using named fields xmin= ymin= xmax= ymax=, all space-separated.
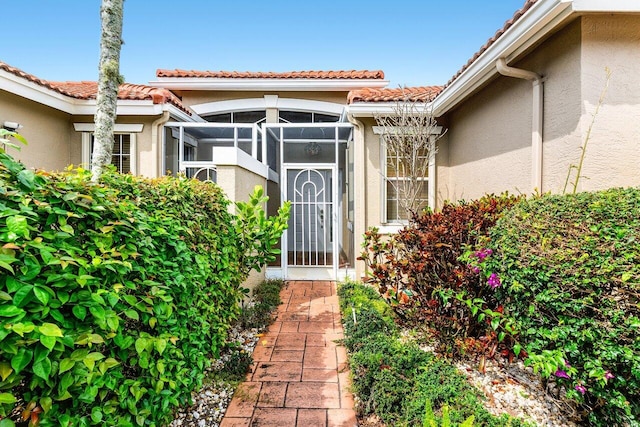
xmin=0 ymin=68 xmax=77 ymax=114
xmin=346 ymin=101 xmax=433 ymax=118
xmin=432 ymin=0 xmax=575 ymax=116
xmin=0 ymin=69 xmax=193 ymax=118
xmin=148 ymin=78 xmax=389 ymax=92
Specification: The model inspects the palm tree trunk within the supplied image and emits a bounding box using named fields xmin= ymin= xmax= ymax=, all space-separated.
xmin=91 ymin=0 xmax=124 ymax=182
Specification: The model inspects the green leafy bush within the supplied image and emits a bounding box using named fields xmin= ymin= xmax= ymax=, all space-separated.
xmin=359 ymin=194 xmax=521 ymax=357
xmin=0 ymin=149 xmax=288 ymax=426
xmin=338 ymin=281 xmax=526 ymax=426
xmin=485 ymin=189 xmax=640 ymax=426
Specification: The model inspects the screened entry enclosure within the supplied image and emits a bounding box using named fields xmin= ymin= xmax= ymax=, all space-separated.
xmin=164 ymin=121 xmax=355 ymax=280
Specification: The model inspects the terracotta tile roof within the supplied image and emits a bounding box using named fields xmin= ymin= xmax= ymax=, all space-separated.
xmin=347 ymin=86 xmax=443 ymax=104
xmin=442 ymin=0 xmax=538 ymax=90
xmin=156 ymin=69 xmax=385 ymax=80
xmin=0 ymin=61 xmax=190 ymax=114
xmin=47 ymin=81 xmax=190 ymax=114
xmin=0 ymin=61 xmax=80 ymax=97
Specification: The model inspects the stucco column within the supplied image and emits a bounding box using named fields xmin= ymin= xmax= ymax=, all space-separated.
xmin=349 ymin=115 xmax=367 ymax=281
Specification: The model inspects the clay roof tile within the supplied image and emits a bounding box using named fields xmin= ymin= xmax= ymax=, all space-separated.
xmin=155 ymin=69 xmax=385 ymax=80
xmin=0 ymin=61 xmax=190 ymax=115
xmin=347 ymin=86 xmax=443 ymax=104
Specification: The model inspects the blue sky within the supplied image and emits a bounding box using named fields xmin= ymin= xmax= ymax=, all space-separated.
xmin=1 ymin=0 xmax=525 ymax=87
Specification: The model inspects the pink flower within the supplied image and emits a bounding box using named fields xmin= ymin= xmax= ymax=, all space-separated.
xmin=575 ymin=384 xmax=587 ymax=394
xmin=554 ymin=369 xmax=570 ymax=379
xmin=605 ymin=371 xmax=615 ymax=380
xmin=473 ymin=248 xmax=493 ymax=261
xmin=487 ymin=273 xmax=501 ymax=289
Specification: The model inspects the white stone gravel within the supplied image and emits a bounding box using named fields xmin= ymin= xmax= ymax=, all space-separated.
xmin=456 ymin=358 xmax=579 ymax=426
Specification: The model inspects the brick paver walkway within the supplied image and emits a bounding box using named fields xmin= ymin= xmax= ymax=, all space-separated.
xmin=221 ymin=280 xmax=357 ymax=427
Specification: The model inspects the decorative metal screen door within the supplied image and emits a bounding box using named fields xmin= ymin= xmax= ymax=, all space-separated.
xmin=284 ymin=167 xmax=337 ymax=277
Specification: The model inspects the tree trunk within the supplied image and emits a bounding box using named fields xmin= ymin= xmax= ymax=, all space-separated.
xmin=91 ymin=0 xmax=124 ymax=182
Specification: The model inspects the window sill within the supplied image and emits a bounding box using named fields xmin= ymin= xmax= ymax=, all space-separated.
xmin=377 ymin=224 xmax=405 ymax=234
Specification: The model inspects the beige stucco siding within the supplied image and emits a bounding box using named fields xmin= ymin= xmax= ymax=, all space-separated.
xmin=440 ymin=16 xmax=640 ymax=199
xmin=435 ymin=132 xmax=450 ymax=207
xmin=576 ymin=15 xmax=640 ymax=192
xmin=180 ymin=91 xmax=349 ymax=109
xmin=216 ymin=165 xmax=268 ymax=291
xmin=70 ymin=115 xmax=163 ymax=177
xmin=1 ymin=90 xmax=73 ymax=171
xmin=532 ymin=20 xmax=583 ymax=193
xmin=443 ymin=75 xmax=532 ymax=202
xmin=361 ymin=118 xmax=383 ymax=229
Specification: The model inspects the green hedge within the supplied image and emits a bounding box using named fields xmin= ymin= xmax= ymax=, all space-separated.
xmin=338 ymin=281 xmax=527 ymax=426
xmin=0 ymin=149 xmax=287 ymax=426
xmin=485 ymin=188 xmax=640 ymax=426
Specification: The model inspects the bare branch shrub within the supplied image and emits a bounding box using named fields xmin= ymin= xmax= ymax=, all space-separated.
xmin=374 ymin=91 xmax=446 ymax=221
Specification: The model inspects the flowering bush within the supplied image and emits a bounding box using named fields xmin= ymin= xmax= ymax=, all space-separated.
xmin=359 ymin=194 xmax=521 ymax=357
xmin=485 ymin=189 xmax=640 ymax=426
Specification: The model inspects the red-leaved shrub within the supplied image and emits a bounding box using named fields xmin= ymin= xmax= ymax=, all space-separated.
xmin=359 ymin=194 xmax=521 ymax=357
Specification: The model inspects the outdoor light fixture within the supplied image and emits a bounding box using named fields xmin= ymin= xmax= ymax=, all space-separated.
xmin=3 ymin=121 xmax=23 ymax=131
xmin=304 ymin=141 xmax=321 ymax=156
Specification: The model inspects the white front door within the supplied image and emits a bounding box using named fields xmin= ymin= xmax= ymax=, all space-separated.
xmin=283 ymin=165 xmax=337 ymax=279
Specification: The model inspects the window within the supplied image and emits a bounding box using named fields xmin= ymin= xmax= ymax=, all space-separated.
xmin=89 ymin=134 xmax=132 ymax=174
xmin=204 ymin=110 xmax=266 ymax=124
xmin=81 ymin=133 xmax=137 ymax=174
xmin=279 ymin=110 xmax=339 ymax=123
xmin=383 ymin=145 xmax=430 ymax=223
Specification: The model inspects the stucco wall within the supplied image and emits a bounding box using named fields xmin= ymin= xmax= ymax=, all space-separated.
xmin=216 ymin=165 xmax=268 ymax=292
xmin=70 ymin=115 xmax=162 ymax=177
xmin=530 ymin=20 xmax=583 ymax=193
xmin=440 ymin=15 xmax=640 ymax=199
xmin=441 ymin=19 xmax=586 ymax=201
xmin=435 ymin=132 xmax=450 ymax=207
xmin=179 ymin=91 xmax=349 ymax=109
xmin=575 ymin=15 xmax=640 ymax=192
xmin=1 ymin=90 xmax=73 ymax=171
xmin=442 ymin=70 xmax=533 ymax=202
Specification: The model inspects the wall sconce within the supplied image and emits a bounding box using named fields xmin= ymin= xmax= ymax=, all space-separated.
xmin=3 ymin=121 xmax=23 ymax=131
xmin=304 ymin=141 xmax=321 ymax=156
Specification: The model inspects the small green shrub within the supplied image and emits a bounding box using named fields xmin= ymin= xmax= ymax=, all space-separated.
xmin=0 ymin=149 xmax=288 ymax=426
xmin=339 ymin=281 xmax=526 ymax=427
xmin=485 ymin=188 xmax=640 ymax=426
xmin=238 ymin=279 xmax=284 ymax=330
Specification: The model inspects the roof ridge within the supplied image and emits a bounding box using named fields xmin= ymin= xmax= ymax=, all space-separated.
xmin=155 ymin=69 xmax=385 ymax=80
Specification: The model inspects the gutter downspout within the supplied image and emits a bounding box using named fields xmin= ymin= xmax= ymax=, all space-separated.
xmin=496 ymin=58 xmax=543 ymax=193
xmin=346 ymin=111 xmax=365 ymax=280
xmin=152 ymin=110 xmax=171 ymax=177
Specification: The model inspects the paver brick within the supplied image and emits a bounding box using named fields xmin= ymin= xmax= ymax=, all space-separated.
xmin=298 ymin=409 xmax=328 ymax=426
xmin=221 ymin=281 xmax=355 ymax=426
xmin=285 ymin=382 xmax=341 ymax=408
xmin=252 ymin=361 xmax=302 ymax=382
xmin=251 ymin=408 xmax=297 ymax=426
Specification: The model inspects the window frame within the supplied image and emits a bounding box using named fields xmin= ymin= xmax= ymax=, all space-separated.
xmin=380 ymin=134 xmax=436 ymax=225
xmin=81 ymin=132 xmax=138 ymax=175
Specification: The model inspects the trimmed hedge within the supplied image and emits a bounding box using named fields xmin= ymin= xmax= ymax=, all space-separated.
xmin=485 ymin=188 xmax=640 ymax=426
xmin=338 ymin=281 xmax=527 ymax=426
xmin=0 ymin=150 xmax=287 ymax=426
